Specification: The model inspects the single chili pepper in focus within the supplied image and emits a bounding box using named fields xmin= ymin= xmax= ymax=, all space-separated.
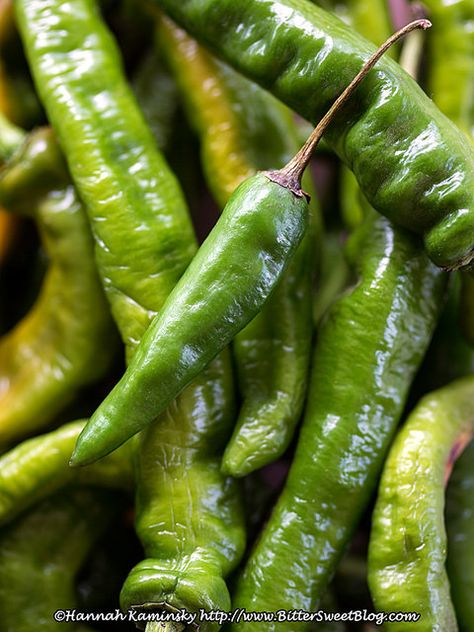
xmin=0 ymin=419 xmax=133 ymax=526
xmin=150 ymin=0 xmax=474 ymax=272
xmin=0 ymin=127 xmax=116 ymax=446
xmin=368 ymin=376 xmax=474 ymax=631
xmin=0 ymin=486 xmax=120 ymax=631
xmin=72 ymin=22 xmax=426 ymax=465
xmin=446 ymin=440 xmax=474 ymax=632
xmin=14 ymin=0 xmax=196 ymax=361
xmin=229 ymin=209 xmax=445 ymax=631
xmin=158 ymin=15 xmax=318 ymax=476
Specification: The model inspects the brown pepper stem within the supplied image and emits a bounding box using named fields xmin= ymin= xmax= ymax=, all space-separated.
xmin=270 ymin=18 xmax=431 ymax=189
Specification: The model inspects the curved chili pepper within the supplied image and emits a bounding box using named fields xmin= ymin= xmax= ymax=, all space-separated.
xmin=120 ymin=351 xmax=245 ymax=631
xmin=422 ymin=0 xmax=474 ymax=348
xmin=150 ymin=0 xmax=474 ymax=272
xmin=14 ymin=0 xmax=196 ymax=360
xmin=0 ymin=487 xmax=119 ymax=631
xmin=229 ymin=210 xmax=446 ymax=630
xmin=368 ymin=376 xmax=474 ymax=631
xmin=72 ymin=24 xmax=421 ymax=465
xmin=0 ymin=419 xmax=133 ymax=526
xmin=17 ymin=0 xmax=246 ymax=619
xmin=158 ymin=16 xmax=317 ymax=476
xmin=446 ymin=441 xmax=474 ymax=632
xmin=0 ymin=127 xmax=116 ymax=446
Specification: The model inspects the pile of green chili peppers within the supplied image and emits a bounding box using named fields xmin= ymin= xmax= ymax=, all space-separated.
xmin=0 ymin=0 xmax=473 ymax=630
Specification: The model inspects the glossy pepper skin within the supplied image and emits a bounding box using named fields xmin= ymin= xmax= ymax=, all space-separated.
xmin=423 ymin=0 xmax=474 ymax=346
xmin=0 ymin=420 xmax=133 ymax=526
xmin=0 ymin=128 xmax=115 ymax=446
xmin=151 ymin=0 xmax=474 ymax=272
xmin=120 ymin=352 xmax=245 ymax=631
xmin=446 ymin=441 xmax=474 ymax=632
xmin=230 ymin=211 xmax=446 ymax=631
xmin=20 ymin=0 xmax=246 ymax=618
xmin=159 ymin=16 xmax=316 ymax=476
xmin=14 ymin=0 xmax=196 ymax=359
xmin=368 ymin=376 xmax=474 ymax=631
xmin=0 ymin=487 xmax=118 ymax=632
xmin=73 ymin=173 xmax=309 ymax=464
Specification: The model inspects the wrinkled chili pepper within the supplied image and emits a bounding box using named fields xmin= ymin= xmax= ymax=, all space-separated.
xmin=230 ymin=210 xmax=445 ymax=630
xmin=0 ymin=487 xmax=120 ymax=632
xmin=0 ymin=419 xmax=133 ymax=526
xmin=368 ymin=376 xmax=474 ymax=631
xmin=72 ymin=22 xmax=426 ymax=465
xmin=150 ymin=0 xmax=474 ymax=272
xmin=0 ymin=127 xmax=116 ymax=446
xmin=158 ymin=16 xmax=317 ymax=477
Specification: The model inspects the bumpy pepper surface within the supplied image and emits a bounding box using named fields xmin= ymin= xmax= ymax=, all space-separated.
xmin=72 ymin=171 xmax=308 ymax=464
xmin=229 ymin=210 xmax=445 ymax=631
xmin=120 ymin=352 xmax=245 ymax=631
xmin=368 ymin=376 xmax=474 ymax=631
xmin=0 ymin=127 xmax=115 ymax=445
xmin=446 ymin=440 xmax=474 ymax=632
xmin=151 ymin=0 xmax=474 ymax=271
xmin=18 ymin=0 xmax=247 ymax=620
xmin=14 ymin=0 xmax=196 ymax=359
xmin=423 ymin=0 xmax=474 ymax=347
xmin=70 ymin=21 xmax=415 ymax=465
xmin=159 ymin=16 xmax=316 ymax=476
xmin=0 ymin=486 xmax=119 ymax=631
xmin=0 ymin=420 xmax=133 ymax=526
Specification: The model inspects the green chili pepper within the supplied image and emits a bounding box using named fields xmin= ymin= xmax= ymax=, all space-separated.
xmin=72 ymin=22 xmax=424 ymax=465
xmin=446 ymin=440 xmax=474 ymax=632
xmin=0 ymin=127 xmax=116 ymax=446
xmin=229 ymin=210 xmax=445 ymax=631
xmin=150 ymin=0 xmax=474 ymax=272
xmin=158 ymin=16 xmax=317 ymax=476
xmin=423 ymin=0 xmax=473 ymax=139
xmin=16 ymin=0 xmax=246 ymax=619
xmin=368 ymin=376 xmax=474 ymax=631
xmin=312 ymin=0 xmax=393 ymax=233
xmin=120 ymin=350 xmax=245 ymax=632
xmin=422 ymin=0 xmax=474 ymax=347
xmin=0 ymin=486 xmax=119 ymax=631
xmin=14 ymin=0 xmax=196 ymax=360
xmin=0 ymin=419 xmax=133 ymax=526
